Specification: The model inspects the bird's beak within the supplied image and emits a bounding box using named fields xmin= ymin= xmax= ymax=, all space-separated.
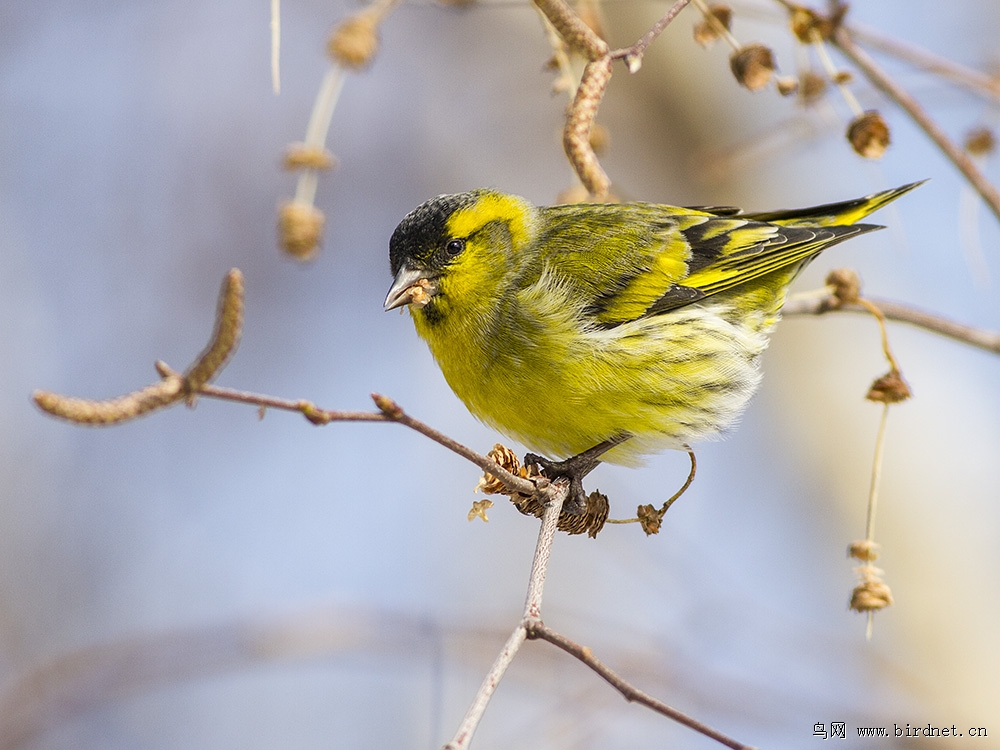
xmin=384 ymin=265 xmax=436 ymax=311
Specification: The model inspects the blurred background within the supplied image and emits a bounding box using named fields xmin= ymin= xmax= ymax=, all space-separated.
xmin=2 ymin=0 xmax=998 ymax=747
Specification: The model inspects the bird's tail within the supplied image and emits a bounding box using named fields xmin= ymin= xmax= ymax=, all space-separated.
xmin=741 ymin=180 xmax=926 ymax=227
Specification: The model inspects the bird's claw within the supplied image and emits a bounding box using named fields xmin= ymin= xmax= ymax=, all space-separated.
xmin=524 ymin=453 xmax=590 ymax=514
xmin=524 ymin=434 xmax=630 ymax=516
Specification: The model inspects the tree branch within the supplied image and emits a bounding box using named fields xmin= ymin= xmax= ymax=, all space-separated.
xmin=444 ymin=479 xmax=569 ymax=750
xmin=846 ymin=21 xmax=1000 ymax=103
xmin=532 ymin=0 xmax=694 ymax=196
xmin=831 ymin=26 xmax=1000 ymax=224
xmin=782 ymin=295 xmax=1000 ymax=355
xmin=609 ymin=0 xmax=693 ymax=72
xmin=525 ymin=621 xmax=754 ymax=750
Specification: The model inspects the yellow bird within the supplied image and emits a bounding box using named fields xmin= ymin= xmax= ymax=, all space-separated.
xmin=385 ymin=183 xmax=920 ymax=506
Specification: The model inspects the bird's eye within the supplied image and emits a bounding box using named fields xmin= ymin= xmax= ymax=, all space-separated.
xmin=445 ymin=238 xmax=465 ymax=256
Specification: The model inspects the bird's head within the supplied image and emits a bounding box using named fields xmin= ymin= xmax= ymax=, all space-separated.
xmin=384 ymin=190 xmax=537 ymax=323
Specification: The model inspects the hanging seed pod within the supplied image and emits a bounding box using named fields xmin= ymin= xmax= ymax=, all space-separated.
xmin=730 ymin=44 xmax=775 ymax=91
xmin=847 ymin=110 xmax=891 ymax=159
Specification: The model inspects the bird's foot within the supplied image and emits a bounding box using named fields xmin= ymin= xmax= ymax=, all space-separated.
xmin=525 ymin=434 xmax=630 ymax=515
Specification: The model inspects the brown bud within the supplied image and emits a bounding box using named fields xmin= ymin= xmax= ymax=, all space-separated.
xmin=798 ymin=70 xmax=828 ymax=103
xmin=371 ymin=392 xmax=404 ymax=419
xmin=283 ymin=144 xmax=336 ymax=171
xmin=278 ymin=201 xmax=324 ymax=260
xmin=637 ymin=503 xmax=664 ymax=536
xmin=789 ymin=7 xmax=821 ymax=43
xmin=693 ymin=4 xmax=732 ymax=48
xmin=964 ymin=126 xmax=996 ymax=156
xmin=848 ymin=540 xmax=879 ymax=562
xmin=776 ymin=76 xmax=799 ymax=97
xmin=327 ymin=12 xmax=379 ymax=69
xmin=788 ymin=4 xmax=846 ymax=43
xmin=850 ymin=566 xmax=894 ymax=613
xmin=729 ymin=44 xmax=775 ymax=92
xmin=826 ymin=267 xmax=861 ymax=305
xmin=831 ymin=70 xmax=853 ymax=85
xmin=299 ymin=401 xmax=332 ymax=425
xmin=866 ymin=369 xmax=911 ymax=404
xmin=847 ymin=110 xmax=890 ymax=159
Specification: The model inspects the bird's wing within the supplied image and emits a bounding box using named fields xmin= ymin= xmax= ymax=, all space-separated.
xmin=741 ymin=180 xmax=924 ymax=226
xmin=535 ymin=203 xmax=708 ymax=326
xmin=659 ymin=219 xmax=880 ymax=314
xmin=537 ymin=203 xmax=878 ymax=326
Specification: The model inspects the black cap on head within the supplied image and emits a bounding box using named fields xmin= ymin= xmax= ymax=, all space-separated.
xmin=389 ymin=192 xmax=478 ymax=274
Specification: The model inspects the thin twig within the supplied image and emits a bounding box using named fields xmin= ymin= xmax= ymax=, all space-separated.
xmin=270 ymin=0 xmax=281 ymax=94
xmin=854 ymin=400 xmax=894 ymax=641
xmin=533 ymin=0 xmax=694 ymax=195
xmin=847 ymin=21 xmax=1000 ymax=102
xmin=372 ymin=393 xmax=537 ymax=494
xmin=865 ymin=404 xmax=890 ymax=545
xmin=608 ymin=0 xmax=693 ymax=72
xmin=832 ymin=27 xmax=1000 ymax=224
xmin=444 ymin=480 xmax=568 ymax=750
xmin=525 ymin=622 xmax=755 ymax=750
xmin=781 ymin=295 xmax=1000 ymax=355
xmin=192 ymin=383 xmax=537 ymax=497
xmin=855 ymin=298 xmax=900 ymax=373
xmin=444 ymin=627 xmax=526 ymax=750
xmin=293 ymin=67 xmax=346 ymax=207
xmin=523 ymin=481 xmax=567 ymax=618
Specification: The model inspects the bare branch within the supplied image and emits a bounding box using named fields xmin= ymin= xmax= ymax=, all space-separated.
xmin=369 ymin=393 xmax=537 ymax=495
xmin=782 ymin=295 xmax=1000 ymax=355
xmin=609 ymin=0 xmax=693 ymax=72
xmin=449 ymin=468 xmax=757 ymax=748
xmin=831 ymin=27 xmax=1000 ymax=224
xmin=444 ymin=479 xmax=569 ymax=750
xmin=190 ymin=382 xmax=539 ymax=497
xmin=847 ymin=21 xmax=1000 ymax=102
xmin=525 ymin=621 xmax=755 ymax=750
xmin=534 ymin=0 xmax=694 ymax=195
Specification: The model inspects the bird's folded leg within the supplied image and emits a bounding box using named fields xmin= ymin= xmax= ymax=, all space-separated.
xmin=525 ymin=434 xmax=630 ymax=515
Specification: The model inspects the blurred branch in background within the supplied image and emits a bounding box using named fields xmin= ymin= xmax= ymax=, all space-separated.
xmin=784 ymin=291 xmax=1000 ymax=354
xmin=832 ymin=24 xmax=1000 ymax=223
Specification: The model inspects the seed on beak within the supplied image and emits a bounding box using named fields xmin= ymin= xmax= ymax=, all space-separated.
xmin=406 ymin=278 xmax=433 ymax=308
